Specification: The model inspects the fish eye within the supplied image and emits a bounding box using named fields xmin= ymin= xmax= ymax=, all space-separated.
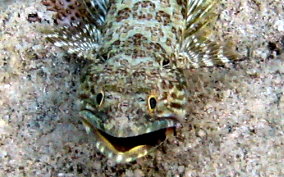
xmin=148 ymin=96 xmax=157 ymax=111
xmin=96 ymin=92 xmax=104 ymax=106
xmin=105 ymin=94 xmax=113 ymax=100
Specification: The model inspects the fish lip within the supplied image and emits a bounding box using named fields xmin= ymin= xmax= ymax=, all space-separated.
xmin=96 ymin=127 xmax=174 ymax=152
xmin=81 ymin=109 xmax=181 ymax=137
xmin=101 ymin=116 xmax=180 ymax=138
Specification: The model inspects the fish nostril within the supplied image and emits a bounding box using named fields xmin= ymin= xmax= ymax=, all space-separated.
xmin=118 ymin=102 xmax=129 ymax=109
xmin=136 ymin=109 xmax=143 ymax=115
xmin=121 ymin=103 xmax=128 ymax=107
xmin=120 ymin=102 xmax=129 ymax=107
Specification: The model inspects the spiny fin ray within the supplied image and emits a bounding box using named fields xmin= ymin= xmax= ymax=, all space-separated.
xmin=184 ymin=0 xmax=217 ymax=37
xmin=85 ymin=0 xmax=111 ymax=26
xmin=176 ymin=35 xmax=239 ymax=69
xmin=46 ymin=23 xmax=102 ymax=60
xmin=177 ymin=0 xmax=239 ymax=69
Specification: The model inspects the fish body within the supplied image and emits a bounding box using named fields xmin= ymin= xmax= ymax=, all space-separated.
xmin=43 ymin=0 xmax=238 ymax=163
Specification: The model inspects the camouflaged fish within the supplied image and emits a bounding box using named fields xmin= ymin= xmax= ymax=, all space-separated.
xmin=42 ymin=0 xmax=238 ymax=163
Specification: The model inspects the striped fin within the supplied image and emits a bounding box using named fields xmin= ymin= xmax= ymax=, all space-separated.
xmin=176 ymin=0 xmax=239 ymax=69
xmin=42 ymin=0 xmax=111 ymax=60
xmin=184 ymin=0 xmax=217 ymax=37
xmin=46 ymin=23 xmax=102 ymax=60
xmin=176 ymin=35 xmax=239 ymax=69
xmin=84 ymin=0 xmax=111 ymax=26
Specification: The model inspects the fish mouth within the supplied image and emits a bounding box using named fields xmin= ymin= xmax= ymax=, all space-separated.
xmin=81 ymin=117 xmax=176 ymax=163
xmin=97 ymin=127 xmax=174 ymax=152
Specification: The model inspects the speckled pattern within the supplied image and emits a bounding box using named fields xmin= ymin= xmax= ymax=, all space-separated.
xmin=44 ymin=0 xmax=240 ymax=163
xmin=0 ymin=0 xmax=283 ymax=176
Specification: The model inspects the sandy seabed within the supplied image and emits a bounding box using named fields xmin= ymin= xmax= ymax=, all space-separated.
xmin=0 ymin=0 xmax=283 ymax=176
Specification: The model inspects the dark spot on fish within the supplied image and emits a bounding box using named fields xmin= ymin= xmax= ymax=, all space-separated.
xmin=27 ymin=13 xmax=41 ymax=23
xmin=79 ymin=93 xmax=90 ymax=99
xmin=268 ymin=41 xmax=280 ymax=55
xmin=162 ymin=59 xmax=170 ymax=66
xmin=171 ymin=93 xmax=177 ymax=99
xmin=170 ymin=102 xmax=182 ymax=109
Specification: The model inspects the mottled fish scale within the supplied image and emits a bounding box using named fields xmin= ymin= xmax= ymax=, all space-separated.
xmin=101 ymin=0 xmax=184 ymax=64
xmin=42 ymin=0 xmax=239 ymax=163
